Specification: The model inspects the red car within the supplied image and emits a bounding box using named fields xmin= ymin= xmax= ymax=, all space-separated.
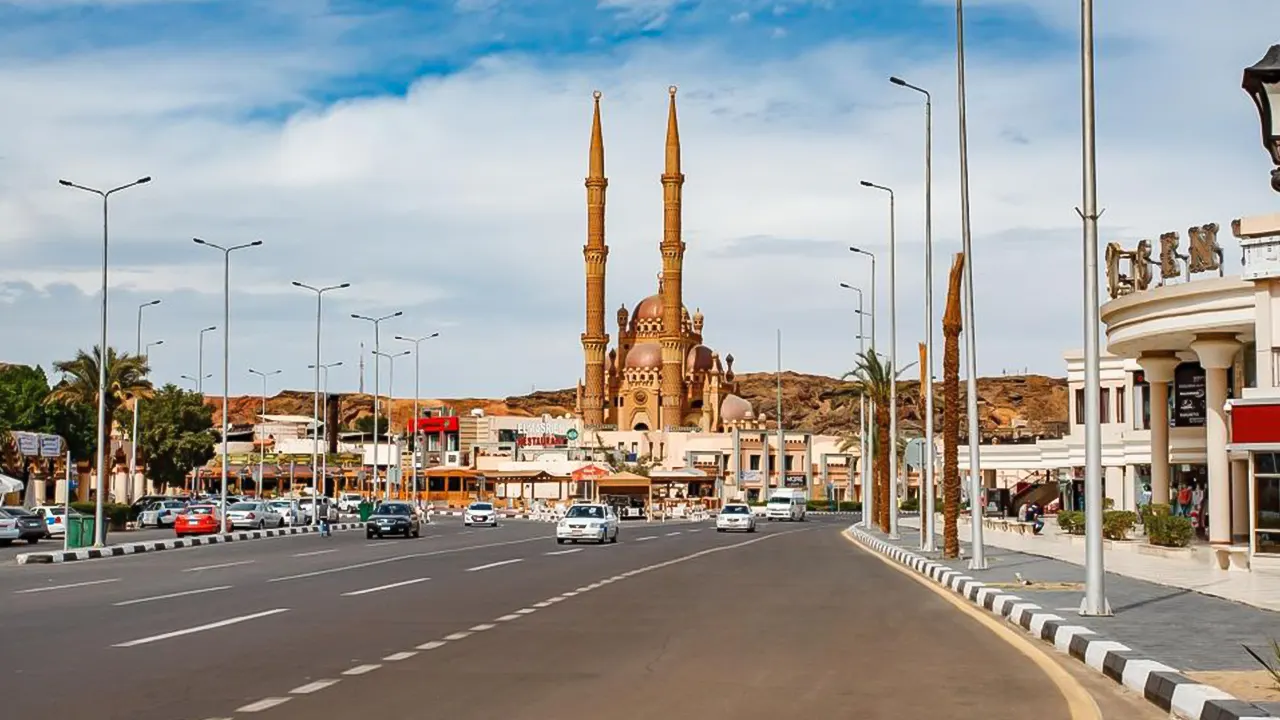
xmin=175 ymin=505 xmax=223 ymax=536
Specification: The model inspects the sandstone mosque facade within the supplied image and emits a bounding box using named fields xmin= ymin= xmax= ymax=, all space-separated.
xmin=574 ymin=87 xmax=759 ymax=433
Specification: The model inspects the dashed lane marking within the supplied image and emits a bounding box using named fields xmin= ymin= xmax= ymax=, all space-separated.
xmin=383 ymin=651 xmax=417 ymax=661
xmin=665 ymin=531 xmax=682 ymax=536
xmin=465 ymin=558 xmax=523 ymax=572
xmin=289 ymin=680 xmax=339 ymax=695
xmin=515 ymin=608 xmax=537 ymax=615
xmin=470 ymin=623 xmax=496 ymax=632
xmin=184 ymin=560 xmax=255 ymax=572
xmin=15 ymin=578 xmax=120 ymax=594
xmin=496 ymin=614 xmax=523 ymax=621
xmin=342 ymin=664 xmax=380 ymax=676
xmin=444 ymin=631 xmax=472 ymax=641
xmin=112 ymin=608 xmax=289 ymax=648
xmin=532 ymin=601 xmax=552 ymax=608
xmin=292 ymin=549 xmax=337 ymax=557
xmin=236 ymin=697 xmax=292 ymax=713
xmin=340 ymin=577 xmax=429 ymax=597
xmin=545 ymin=548 xmax=582 ymax=555
xmin=268 ymin=536 xmax=544 ymax=583
xmin=114 ymin=585 xmax=232 ymax=606
xmin=635 ymin=536 xmax=656 ymax=541
xmin=416 ymin=640 xmax=447 ymax=650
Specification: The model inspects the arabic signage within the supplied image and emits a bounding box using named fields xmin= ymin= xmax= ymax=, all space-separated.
xmin=10 ymin=432 xmax=63 ymax=458
xmin=1173 ymin=362 xmax=1206 ymax=428
xmin=571 ymin=464 xmax=610 ymax=482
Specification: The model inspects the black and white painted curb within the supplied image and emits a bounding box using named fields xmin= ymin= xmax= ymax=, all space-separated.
xmin=847 ymin=526 xmax=1280 ymax=720
xmin=16 ymin=523 xmax=363 ymax=565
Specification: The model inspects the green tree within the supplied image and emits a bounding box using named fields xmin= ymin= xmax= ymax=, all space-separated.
xmin=354 ymin=415 xmax=390 ymax=436
xmin=138 ymin=384 xmax=217 ymax=490
xmin=841 ymin=350 xmax=915 ymax=533
xmin=0 ymin=364 xmax=53 ymax=435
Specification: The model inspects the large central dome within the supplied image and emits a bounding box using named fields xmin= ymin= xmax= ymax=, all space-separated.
xmin=632 ymin=294 xmax=689 ymax=323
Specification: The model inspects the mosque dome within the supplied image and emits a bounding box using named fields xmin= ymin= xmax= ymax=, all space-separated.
xmin=624 ymin=342 xmax=663 ymax=369
xmin=720 ymin=394 xmax=754 ymax=422
xmin=631 ymin=294 xmax=690 ymax=325
xmin=686 ymin=345 xmax=715 ymax=372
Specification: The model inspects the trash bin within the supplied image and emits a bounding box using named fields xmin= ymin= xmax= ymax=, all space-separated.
xmin=358 ymin=501 xmax=374 ymax=522
xmin=67 ymin=515 xmax=96 ymax=549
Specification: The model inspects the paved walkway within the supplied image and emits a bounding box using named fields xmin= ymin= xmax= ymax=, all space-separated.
xmin=870 ymin=520 xmax=1280 ymax=714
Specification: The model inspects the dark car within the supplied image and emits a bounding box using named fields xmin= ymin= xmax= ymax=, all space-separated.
xmin=1 ymin=507 xmax=50 ymax=544
xmin=366 ymin=502 xmax=421 ymax=539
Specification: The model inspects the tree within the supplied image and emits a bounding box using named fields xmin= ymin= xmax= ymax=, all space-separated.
xmin=842 ymin=350 xmax=915 ymax=532
xmin=46 ymin=346 xmax=153 ymax=499
xmin=942 ymin=253 xmax=966 ymax=559
xmin=0 ymin=364 xmax=53 ymax=435
xmin=137 ymin=384 xmax=217 ymax=491
xmin=354 ymin=415 xmax=390 ymax=436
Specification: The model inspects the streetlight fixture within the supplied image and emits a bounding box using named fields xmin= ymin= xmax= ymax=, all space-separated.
xmin=861 ymin=180 xmax=900 ymax=540
xmin=353 ymin=311 xmax=403 ymax=499
xmin=180 ymin=373 xmax=210 ymax=389
xmin=396 ymin=332 xmax=440 ymax=498
xmin=372 ymin=349 xmax=411 ymax=500
xmin=128 ymin=299 xmax=162 ymax=503
xmin=849 ymin=246 xmax=877 ymax=530
xmin=58 ymin=174 xmax=151 ymax=546
xmin=294 ymin=280 xmax=350 ymax=524
xmin=193 ymin=237 xmax=264 ymax=531
xmin=248 ymin=368 xmax=282 ymax=498
xmin=193 ymin=324 xmax=217 ymax=497
xmin=1243 ymin=45 xmax=1280 ymax=192
xmin=839 ymin=283 xmax=869 ymax=511
xmin=890 ymin=74 xmax=938 ymax=553
xmin=309 ymin=361 xmax=344 ymax=495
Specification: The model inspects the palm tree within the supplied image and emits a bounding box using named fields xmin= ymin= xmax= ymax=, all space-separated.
xmin=46 ymin=346 xmax=153 ymax=500
xmin=841 ymin=350 xmax=915 ymax=532
xmin=942 ymin=253 xmax=966 ymax=559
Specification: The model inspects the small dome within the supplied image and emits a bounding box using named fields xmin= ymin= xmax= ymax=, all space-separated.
xmin=686 ymin=345 xmax=714 ymax=372
xmin=633 ymin=294 xmax=664 ymax=320
xmin=625 ymin=342 xmax=663 ymax=368
xmin=720 ymin=394 xmax=753 ymax=422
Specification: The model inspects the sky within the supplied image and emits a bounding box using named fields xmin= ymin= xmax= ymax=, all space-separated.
xmin=1 ymin=0 xmax=1278 ymax=399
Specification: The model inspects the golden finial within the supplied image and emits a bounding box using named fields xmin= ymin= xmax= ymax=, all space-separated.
xmin=593 ymin=89 xmax=602 ymax=100
xmin=669 ymin=85 xmax=677 ymax=96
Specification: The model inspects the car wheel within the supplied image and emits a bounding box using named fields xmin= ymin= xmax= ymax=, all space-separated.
xmin=26 ymin=537 xmax=39 ymax=544
xmin=556 ymin=538 xmax=565 ymax=545
xmin=366 ymin=530 xmax=374 ymax=539
xmin=609 ymin=532 xmax=618 ymax=544
xmin=717 ymin=528 xmax=725 ymax=532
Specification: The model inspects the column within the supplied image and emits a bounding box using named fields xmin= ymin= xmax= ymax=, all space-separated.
xmin=1231 ymin=458 xmax=1250 ymax=545
xmin=1136 ymin=352 xmax=1180 ymax=506
xmin=1190 ymin=334 xmax=1242 ymax=545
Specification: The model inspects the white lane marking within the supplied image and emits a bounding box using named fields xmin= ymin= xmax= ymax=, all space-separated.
xmin=237 ymin=697 xmax=292 ymax=713
xmin=465 ymin=558 xmax=522 ymax=572
xmin=417 ymin=640 xmax=447 ymax=650
xmin=496 ymin=614 xmax=522 ymax=621
xmin=112 ymin=608 xmax=289 ymax=648
xmin=515 ymin=608 xmax=537 ymax=615
xmin=545 ymin=548 xmax=582 ymax=555
xmin=15 ymin=578 xmax=120 ymax=594
xmin=293 ymin=549 xmax=337 ymax=557
xmin=444 ymin=631 xmax=472 ymax=641
xmin=545 ymin=597 xmax=566 ymax=604
xmin=290 ymin=679 xmax=339 ymax=695
xmin=342 ymin=664 xmax=381 ymax=676
xmin=665 ymin=531 xmax=682 ymax=536
xmin=460 ymin=530 xmax=474 ymax=535
xmin=470 ymin=623 xmax=496 ymax=632
xmin=114 ymin=585 xmax=232 ymax=606
xmin=383 ymin=651 xmax=418 ymax=661
xmin=575 ymin=586 xmax=591 ymax=592
xmin=532 ymin=601 xmax=552 ymax=608
xmin=341 ymin=577 xmax=429 ymax=597
xmin=366 ymin=541 xmax=397 ymax=547
xmin=269 ymin=536 xmax=544 ymax=582
xmin=688 ymin=529 xmax=702 ymax=533
xmin=562 ymin=591 xmax=579 ymax=597
xmin=635 ymin=536 xmax=657 ymax=541
xmin=184 ymin=560 xmax=255 ymax=572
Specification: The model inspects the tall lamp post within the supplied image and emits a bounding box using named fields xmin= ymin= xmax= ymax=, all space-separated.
xmin=839 ymin=283 xmax=869 ymax=509
xmin=861 ymin=180 xmax=899 ymax=540
xmin=58 ymin=174 xmax=151 ymax=547
xmin=192 ymin=324 xmax=216 ymax=496
xmin=353 ymin=311 xmax=403 ymax=499
xmin=248 ymin=368 xmax=282 ymax=497
xmin=396 ymin=332 xmax=440 ymax=498
xmin=128 ymin=299 xmax=162 ymax=502
xmin=890 ymin=74 xmax=937 ymax=552
xmin=294 ymin=281 xmax=350 ymax=524
xmin=849 ymin=246 xmax=877 ymax=529
xmin=193 ymin=237 xmax=264 ymax=531
xmin=955 ymin=0 xmax=987 ymax=571
xmin=373 ymin=349 xmax=411 ymax=500
xmin=1243 ymin=45 xmax=1280 ymax=193
xmin=309 ymin=361 xmax=344 ymax=496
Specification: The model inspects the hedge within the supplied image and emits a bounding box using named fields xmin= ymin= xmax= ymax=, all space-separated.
xmin=69 ymin=501 xmax=132 ymax=530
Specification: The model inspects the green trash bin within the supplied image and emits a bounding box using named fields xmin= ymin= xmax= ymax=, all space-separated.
xmin=358 ymin=501 xmax=374 ymax=522
xmin=66 ymin=515 xmax=96 ymax=549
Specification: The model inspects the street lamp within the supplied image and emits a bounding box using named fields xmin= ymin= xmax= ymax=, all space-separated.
xmin=890 ymin=74 xmax=938 ymax=553
xmin=861 ymin=180 xmax=899 ymax=540
xmin=1243 ymin=45 xmax=1280 ymax=192
xmin=396 ymin=332 xmax=440 ymax=498
xmin=127 ymin=299 xmax=162 ymax=503
xmin=58 ymin=174 xmax=151 ymax=546
xmin=294 ymin=280 xmax=350 ymax=524
xmin=309 ymin=361 xmax=344 ymax=496
xmin=353 ymin=311 xmax=403 ymax=499
xmin=193 ymin=324 xmax=217 ymax=497
xmin=193 ymin=237 xmax=264 ymax=531
xmin=248 ymin=368 xmax=282 ymax=498
xmin=373 ymin=349 xmax=411 ymax=500
xmin=839 ymin=283 xmax=869 ymax=511
xmin=849 ymin=246 xmax=877 ymax=530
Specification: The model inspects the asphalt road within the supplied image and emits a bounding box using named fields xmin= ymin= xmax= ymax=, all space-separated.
xmin=1 ymin=516 xmax=1147 ymax=719
xmin=0 ymin=526 xmax=176 ymax=563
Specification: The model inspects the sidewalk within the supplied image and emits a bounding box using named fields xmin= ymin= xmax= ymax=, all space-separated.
xmin=864 ymin=520 xmax=1280 ymax=716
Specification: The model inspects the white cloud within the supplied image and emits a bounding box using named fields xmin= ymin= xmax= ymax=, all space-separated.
xmin=1 ymin=3 xmax=1279 ymax=399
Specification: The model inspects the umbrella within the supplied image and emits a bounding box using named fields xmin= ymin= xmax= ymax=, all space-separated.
xmin=0 ymin=473 xmax=24 ymax=495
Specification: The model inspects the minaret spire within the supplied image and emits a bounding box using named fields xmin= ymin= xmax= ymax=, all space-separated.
xmin=581 ymin=90 xmax=610 ymax=427
xmin=659 ymin=85 xmax=687 ymax=429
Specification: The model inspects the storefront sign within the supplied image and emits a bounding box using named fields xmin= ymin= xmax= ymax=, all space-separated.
xmin=571 ymin=464 xmax=610 ymax=481
xmin=515 ymin=416 xmax=578 ymax=437
xmin=1173 ymin=362 xmax=1206 ymax=428
xmin=38 ymin=435 xmax=63 ymax=458
xmin=784 ymin=474 xmax=807 ymax=488
xmin=10 ymin=431 xmax=39 ymax=457
xmin=516 ymin=434 xmax=567 ymax=447
xmin=738 ymin=470 xmax=762 ymax=484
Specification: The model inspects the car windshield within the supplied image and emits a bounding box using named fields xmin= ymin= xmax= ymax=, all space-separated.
xmin=565 ymin=505 xmax=604 ymax=519
xmin=268 ymin=501 xmax=292 ymax=508
xmin=187 ymin=506 xmax=215 ymax=515
xmin=2 ymin=507 xmax=35 ymax=518
xmin=469 ymin=503 xmax=493 ymax=511
xmin=376 ymin=504 xmax=412 ymax=516
xmin=768 ymin=497 xmax=793 ymax=504
xmin=163 ymin=501 xmax=186 ymax=508
xmin=229 ymin=502 xmax=258 ymax=511
xmin=722 ymin=505 xmax=750 ymax=514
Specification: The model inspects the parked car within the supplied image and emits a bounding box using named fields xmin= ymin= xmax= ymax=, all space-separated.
xmin=337 ymin=493 xmax=364 ymax=513
xmin=0 ymin=511 xmax=19 ymax=545
xmin=1 ymin=507 xmax=50 ymax=544
xmin=463 ymin=502 xmax=498 ymax=527
xmin=29 ymin=505 xmax=87 ymax=537
xmin=225 ymin=501 xmax=284 ymax=530
xmin=716 ymin=503 xmax=757 ymax=533
xmin=175 ymin=504 xmax=222 ymax=536
xmin=365 ymin=502 xmax=421 ymax=539
xmin=267 ymin=499 xmax=304 ymax=526
xmin=138 ymin=500 xmax=189 ymax=528
xmin=555 ymin=503 xmax=619 ymax=545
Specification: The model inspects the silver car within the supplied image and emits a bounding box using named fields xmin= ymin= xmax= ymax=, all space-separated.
xmin=225 ymin=501 xmax=284 ymax=530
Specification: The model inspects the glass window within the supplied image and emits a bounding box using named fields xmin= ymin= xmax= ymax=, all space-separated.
xmin=1074 ymin=388 xmax=1085 ymax=425
xmin=1100 ymin=388 xmax=1111 ymax=424
xmin=1116 ymin=387 xmax=1126 ymax=425
xmin=1254 ymin=453 xmax=1280 ymax=555
xmin=749 ymin=454 xmax=761 ymax=471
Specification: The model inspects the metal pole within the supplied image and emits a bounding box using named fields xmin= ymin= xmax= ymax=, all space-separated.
xmin=354 ymin=312 xmax=401 ymax=502
xmin=850 ymin=248 xmax=877 ymax=529
xmin=129 ymin=300 xmax=159 ymax=503
xmin=295 ymin=283 xmax=349 ymax=523
xmin=956 ymin=0 xmax=988 ymax=570
xmin=248 ymin=369 xmax=280 ymax=497
xmin=63 ymin=450 xmax=72 ymax=553
xmin=887 ymin=190 xmax=899 ymax=539
xmin=196 ymin=325 xmax=214 ymax=497
xmin=776 ymin=329 xmax=784 ymax=495
xmin=397 ymin=333 xmax=439 ymax=501
xmin=1079 ymin=0 xmax=1110 ymax=616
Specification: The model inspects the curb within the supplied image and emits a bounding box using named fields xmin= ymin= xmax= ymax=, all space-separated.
xmin=16 ymin=523 xmax=362 ymax=565
xmin=846 ymin=525 xmax=1280 ymax=720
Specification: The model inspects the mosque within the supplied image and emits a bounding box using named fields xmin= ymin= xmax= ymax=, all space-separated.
xmin=574 ymin=87 xmax=758 ymax=433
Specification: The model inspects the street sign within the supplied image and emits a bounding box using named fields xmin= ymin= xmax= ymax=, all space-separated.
xmin=566 ymin=428 xmax=579 ymax=441
xmin=904 ymin=438 xmax=938 ymax=469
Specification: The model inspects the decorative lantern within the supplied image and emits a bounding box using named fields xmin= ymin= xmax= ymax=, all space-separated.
xmin=1242 ymin=45 xmax=1280 ymax=191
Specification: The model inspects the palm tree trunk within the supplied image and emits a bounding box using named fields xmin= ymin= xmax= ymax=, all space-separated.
xmin=875 ymin=400 xmax=890 ymax=532
xmin=942 ymin=253 xmax=965 ymax=558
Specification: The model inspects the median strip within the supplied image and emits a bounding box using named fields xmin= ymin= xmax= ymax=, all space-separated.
xmin=15 ymin=523 xmax=363 ymax=565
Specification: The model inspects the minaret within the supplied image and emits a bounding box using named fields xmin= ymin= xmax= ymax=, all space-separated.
xmin=581 ymin=90 xmax=610 ymax=427
xmin=659 ymin=85 xmax=687 ymax=429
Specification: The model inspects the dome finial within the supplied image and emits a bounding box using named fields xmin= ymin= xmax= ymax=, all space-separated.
xmin=593 ymin=89 xmax=602 ymax=100
xmin=668 ymin=84 xmax=677 ymax=97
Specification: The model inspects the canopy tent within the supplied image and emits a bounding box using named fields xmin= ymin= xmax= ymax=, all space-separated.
xmin=0 ymin=472 xmax=24 ymax=495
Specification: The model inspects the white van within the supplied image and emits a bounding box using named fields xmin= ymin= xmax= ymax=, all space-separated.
xmin=765 ymin=489 xmax=807 ymax=522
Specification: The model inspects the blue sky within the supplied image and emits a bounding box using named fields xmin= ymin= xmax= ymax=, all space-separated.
xmin=0 ymin=0 xmax=1278 ymax=399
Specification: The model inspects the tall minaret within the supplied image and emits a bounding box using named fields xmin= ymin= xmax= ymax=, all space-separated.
xmin=581 ymin=90 xmax=610 ymax=427
xmin=659 ymin=85 xmax=687 ymax=429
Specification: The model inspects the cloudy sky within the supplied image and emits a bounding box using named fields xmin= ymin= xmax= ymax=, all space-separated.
xmin=1 ymin=0 xmax=1277 ymax=399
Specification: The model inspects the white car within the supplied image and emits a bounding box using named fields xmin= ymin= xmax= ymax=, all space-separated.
xmin=138 ymin=500 xmax=188 ymax=528
xmin=716 ymin=503 xmax=757 ymax=533
xmin=765 ymin=491 xmax=807 ymax=522
xmin=556 ymin=503 xmax=619 ymax=545
xmin=267 ymin=499 xmax=304 ymax=525
xmin=225 ymin=501 xmax=284 ymax=530
xmin=0 ymin=513 xmax=19 ymax=544
xmin=337 ymin=493 xmax=364 ymax=513
xmin=30 ymin=505 xmax=86 ymax=537
xmin=463 ymin=502 xmax=498 ymax=527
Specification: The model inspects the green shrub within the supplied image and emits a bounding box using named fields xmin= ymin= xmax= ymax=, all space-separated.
xmin=900 ymin=497 xmax=920 ymax=512
xmin=1057 ymin=510 xmax=1085 ymax=535
xmin=1139 ymin=502 xmax=1171 ymax=527
xmin=68 ymin=501 xmax=131 ymax=530
xmin=1146 ymin=514 xmax=1194 ymax=547
xmin=1102 ymin=510 xmax=1137 ymax=540
xmin=1103 ymin=497 xmax=1116 ymax=510
xmin=803 ymin=501 xmax=862 ymax=512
